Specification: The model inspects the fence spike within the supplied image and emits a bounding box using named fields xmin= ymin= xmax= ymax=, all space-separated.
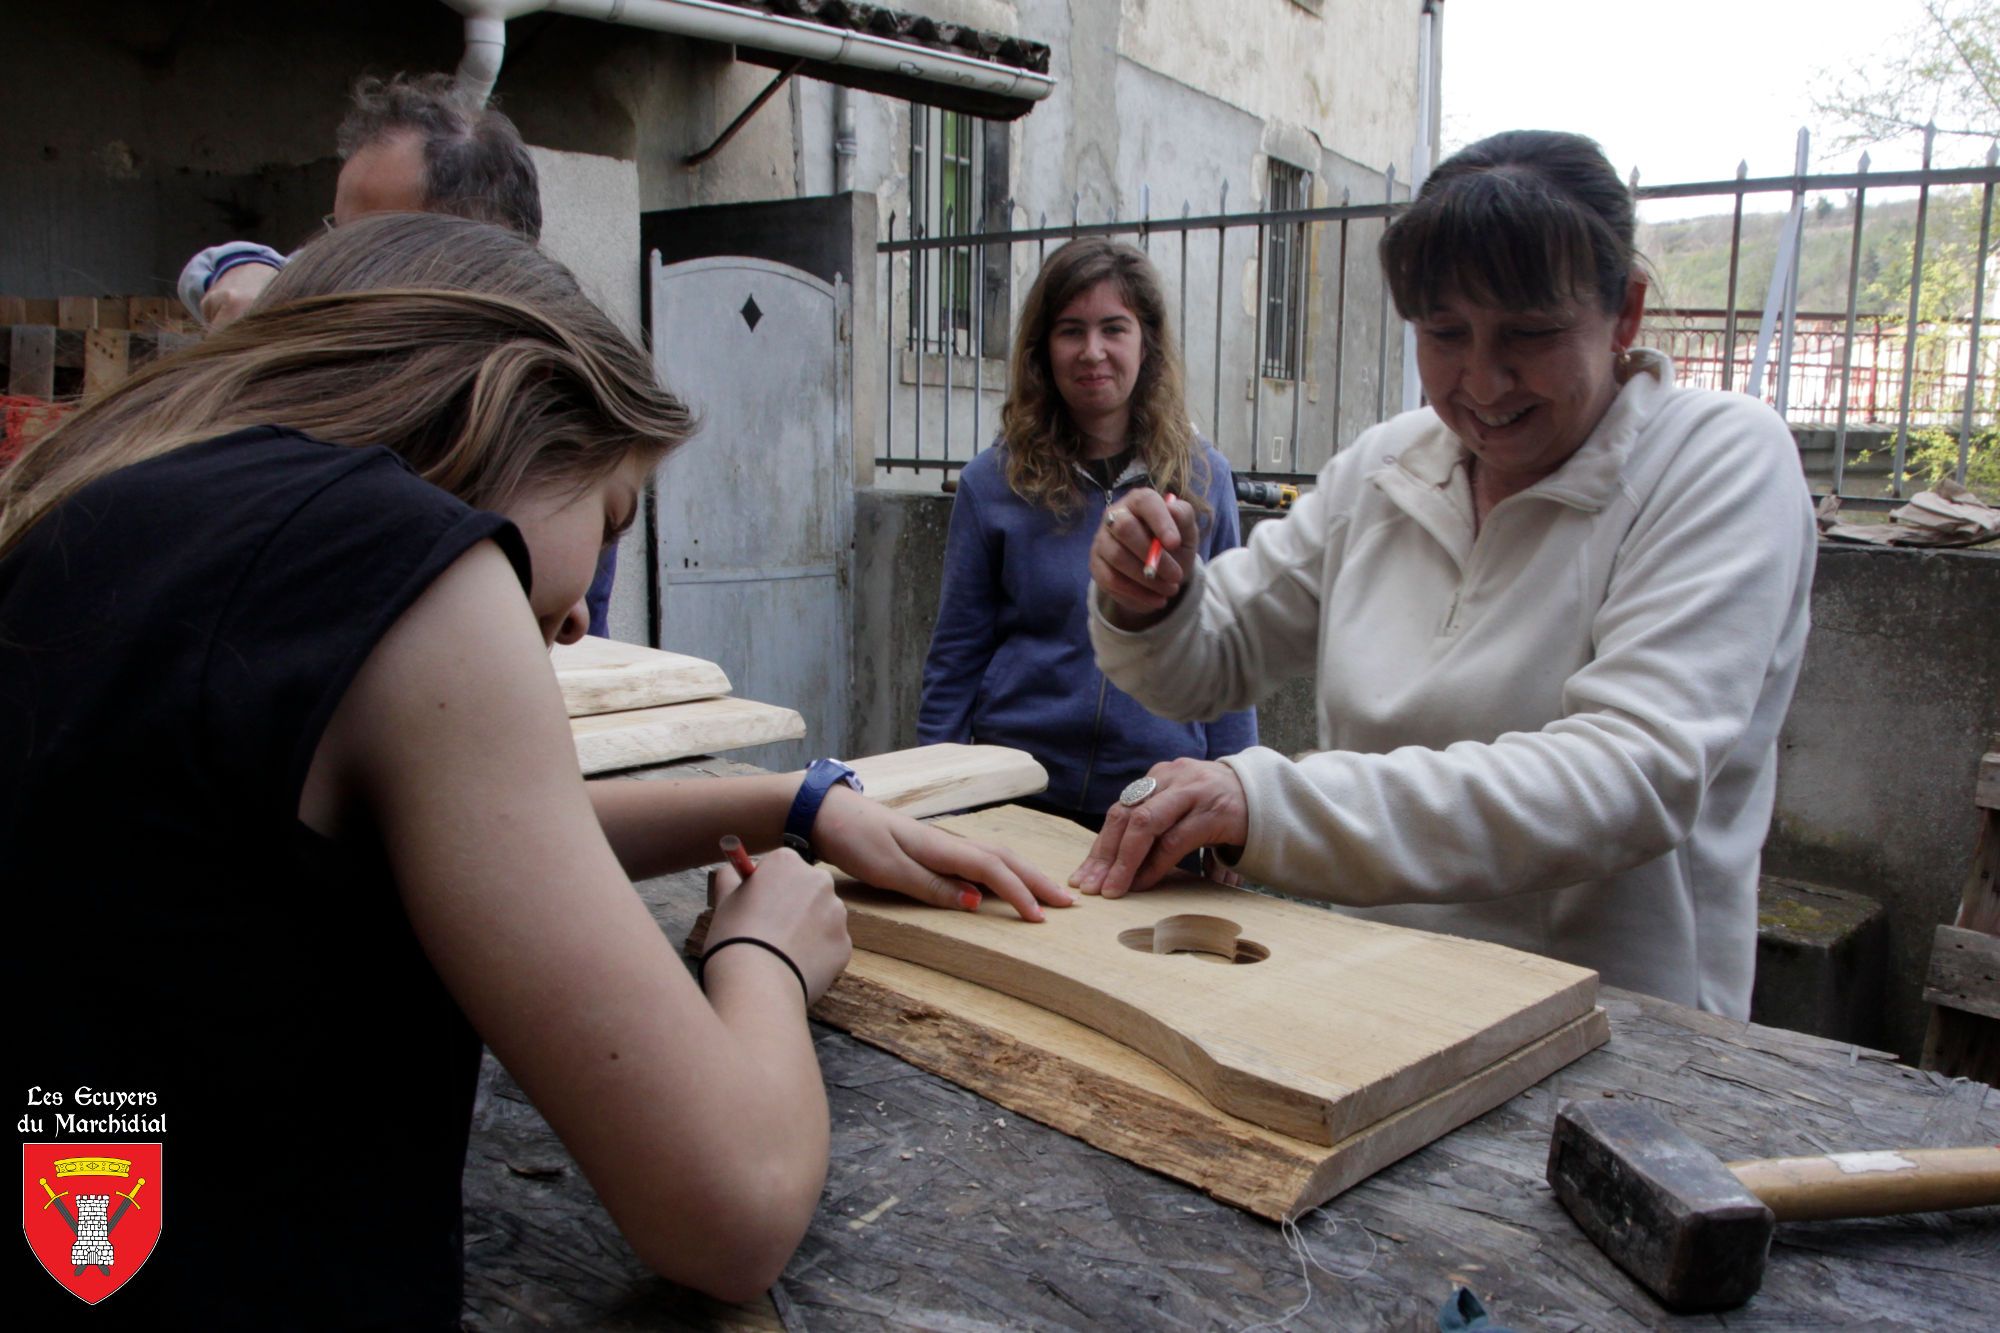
xmin=1736 ymin=160 xmax=1748 ymax=179
xmin=1988 ymin=142 xmax=1998 ymax=167
xmin=1629 ymin=166 xmax=1640 ymax=190
xmin=1858 ymin=150 xmax=1870 ymax=172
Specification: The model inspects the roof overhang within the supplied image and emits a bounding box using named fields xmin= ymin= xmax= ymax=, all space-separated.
xmin=443 ymin=0 xmax=1054 ymax=119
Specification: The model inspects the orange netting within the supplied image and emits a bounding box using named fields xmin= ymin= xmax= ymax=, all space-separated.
xmin=1 ymin=395 xmax=71 ymax=469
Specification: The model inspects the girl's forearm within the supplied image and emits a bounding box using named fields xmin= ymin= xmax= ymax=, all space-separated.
xmin=587 ymin=773 xmax=802 ymax=880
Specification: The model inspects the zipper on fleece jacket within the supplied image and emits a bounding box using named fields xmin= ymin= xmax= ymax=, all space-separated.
xmin=1074 ymin=461 xmax=1149 ymax=809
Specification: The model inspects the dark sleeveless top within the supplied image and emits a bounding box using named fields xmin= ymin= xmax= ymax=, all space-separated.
xmin=3 ymin=427 xmax=530 ymax=1328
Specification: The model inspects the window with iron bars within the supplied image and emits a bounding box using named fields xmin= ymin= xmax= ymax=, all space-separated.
xmin=1262 ymin=161 xmax=1312 ymax=380
xmin=908 ymin=104 xmax=1010 ymax=358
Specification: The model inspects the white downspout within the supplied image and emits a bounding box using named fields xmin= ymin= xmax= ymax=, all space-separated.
xmin=456 ymin=11 xmax=508 ymax=107
xmin=1401 ymin=0 xmax=1440 ymax=413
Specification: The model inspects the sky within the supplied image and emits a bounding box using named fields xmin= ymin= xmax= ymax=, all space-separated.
xmin=1440 ymin=0 xmax=1970 ymax=220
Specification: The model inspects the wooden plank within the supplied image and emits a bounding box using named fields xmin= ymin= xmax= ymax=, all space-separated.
xmin=845 ymin=743 xmax=1048 ymax=819
xmin=127 ymin=298 xmax=177 ymax=333
xmin=550 ymin=635 xmax=731 ymax=717
xmin=82 ymin=329 xmax=130 ymax=399
xmin=92 ymin=297 xmax=131 ymax=331
xmin=570 ymin=696 xmax=804 ymax=775
xmin=1977 ymin=752 xmax=1999 ymax=813
xmin=21 ymin=299 xmax=58 ymax=326
xmin=56 ymin=296 xmax=96 ymax=329
xmin=806 ymin=947 xmax=1607 ymax=1220
xmin=834 ymin=805 xmax=1599 ymax=1145
xmin=7 ymin=326 xmax=55 ymax=398
xmin=1924 ymin=924 xmax=2000 ymax=1022
xmin=0 ymin=297 xmax=26 ymax=324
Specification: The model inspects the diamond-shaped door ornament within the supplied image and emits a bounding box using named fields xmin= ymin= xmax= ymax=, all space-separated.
xmin=739 ymin=295 xmax=763 ymax=332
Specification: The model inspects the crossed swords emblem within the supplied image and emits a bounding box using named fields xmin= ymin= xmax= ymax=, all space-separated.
xmin=38 ymin=1174 xmax=146 ymax=1277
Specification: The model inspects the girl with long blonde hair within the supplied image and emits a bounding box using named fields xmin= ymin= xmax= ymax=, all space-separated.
xmin=4 ymin=213 xmax=1067 ymax=1326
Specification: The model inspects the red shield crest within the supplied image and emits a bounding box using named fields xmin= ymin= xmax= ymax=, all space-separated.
xmin=20 ymin=1143 xmax=164 ymax=1305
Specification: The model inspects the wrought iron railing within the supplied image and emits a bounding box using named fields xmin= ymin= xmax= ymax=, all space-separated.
xmin=877 ymin=132 xmax=1999 ymax=503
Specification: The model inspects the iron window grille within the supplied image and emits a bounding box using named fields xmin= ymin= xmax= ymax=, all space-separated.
xmin=1262 ymin=161 xmax=1312 ymax=381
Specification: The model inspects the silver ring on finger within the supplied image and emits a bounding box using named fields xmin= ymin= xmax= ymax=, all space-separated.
xmin=1119 ymin=776 xmax=1157 ymax=807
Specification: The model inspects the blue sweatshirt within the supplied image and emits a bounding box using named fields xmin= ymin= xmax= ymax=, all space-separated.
xmin=918 ymin=441 xmax=1258 ymax=815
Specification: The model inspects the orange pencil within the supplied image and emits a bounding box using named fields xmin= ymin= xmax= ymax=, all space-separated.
xmin=719 ymin=834 xmax=757 ymax=878
xmin=1142 ymin=492 xmax=1176 ymax=580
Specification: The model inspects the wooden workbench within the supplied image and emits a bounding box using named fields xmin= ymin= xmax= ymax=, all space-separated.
xmin=460 ymin=762 xmax=1999 ymax=1330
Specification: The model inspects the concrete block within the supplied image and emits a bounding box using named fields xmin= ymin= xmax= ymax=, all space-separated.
xmin=1752 ymin=875 xmax=1889 ymax=1048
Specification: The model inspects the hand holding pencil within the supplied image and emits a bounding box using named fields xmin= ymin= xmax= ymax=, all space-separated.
xmin=1088 ymin=486 xmax=1199 ymax=626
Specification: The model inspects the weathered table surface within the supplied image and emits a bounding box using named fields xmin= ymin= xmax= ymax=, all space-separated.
xmin=462 ymin=763 xmax=2000 ymax=1331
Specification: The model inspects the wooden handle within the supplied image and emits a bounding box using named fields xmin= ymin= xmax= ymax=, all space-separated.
xmin=1728 ymin=1146 xmax=2000 ymax=1221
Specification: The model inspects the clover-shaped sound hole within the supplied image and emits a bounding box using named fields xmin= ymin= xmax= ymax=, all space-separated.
xmin=1118 ymin=914 xmax=1269 ymax=965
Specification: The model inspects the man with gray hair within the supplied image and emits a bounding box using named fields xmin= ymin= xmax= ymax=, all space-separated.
xmin=179 ymin=73 xmax=541 ymax=329
xmin=168 ymin=74 xmax=640 ymax=637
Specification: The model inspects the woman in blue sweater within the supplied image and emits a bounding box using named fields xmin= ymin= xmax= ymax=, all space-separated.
xmin=919 ymin=238 xmax=1256 ymax=828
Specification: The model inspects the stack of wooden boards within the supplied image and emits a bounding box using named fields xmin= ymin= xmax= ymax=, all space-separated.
xmin=552 ymin=635 xmax=804 ymax=774
xmin=793 ymin=803 xmax=1610 ymax=1221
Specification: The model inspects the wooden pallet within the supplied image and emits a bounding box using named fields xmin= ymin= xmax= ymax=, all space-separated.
xmin=1922 ymin=745 xmax=1999 ymax=1084
xmin=1 ymin=295 xmax=200 ymax=403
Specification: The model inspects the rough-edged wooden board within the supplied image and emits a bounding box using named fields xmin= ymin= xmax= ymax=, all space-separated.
xmin=813 ymin=947 xmax=1609 ymax=1220
xmin=551 ymin=635 xmax=732 ymax=717
xmin=846 ymin=743 xmax=1048 ymax=819
xmin=835 ymin=804 xmax=1599 ymax=1145
xmin=571 ymin=697 xmax=803 ymax=774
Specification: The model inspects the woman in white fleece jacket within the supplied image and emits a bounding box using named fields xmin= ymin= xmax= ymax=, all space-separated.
xmin=1077 ymin=131 xmax=1816 ymax=1018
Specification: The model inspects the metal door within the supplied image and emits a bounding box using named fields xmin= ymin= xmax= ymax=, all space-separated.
xmin=649 ymin=255 xmax=851 ymax=772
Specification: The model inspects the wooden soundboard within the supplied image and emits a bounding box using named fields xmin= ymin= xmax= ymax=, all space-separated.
xmin=764 ymin=803 xmax=1610 ymax=1218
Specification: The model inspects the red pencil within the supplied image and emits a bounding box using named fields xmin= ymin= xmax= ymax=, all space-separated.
xmin=719 ymin=834 xmax=757 ymax=878
xmin=1142 ymin=492 xmax=1177 ymax=580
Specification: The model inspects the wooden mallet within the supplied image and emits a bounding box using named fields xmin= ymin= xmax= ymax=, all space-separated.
xmin=1547 ymin=1099 xmax=2000 ymax=1312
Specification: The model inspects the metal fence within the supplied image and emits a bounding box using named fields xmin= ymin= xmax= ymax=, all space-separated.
xmin=878 ymin=128 xmax=2000 ymax=502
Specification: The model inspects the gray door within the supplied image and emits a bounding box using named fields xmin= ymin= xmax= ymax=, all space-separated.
xmin=649 ymin=255 xmax=851 ymax=772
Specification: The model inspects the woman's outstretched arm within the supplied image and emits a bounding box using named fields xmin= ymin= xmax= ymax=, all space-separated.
xmin=309 ymin=540 xmax=844 ymax=1301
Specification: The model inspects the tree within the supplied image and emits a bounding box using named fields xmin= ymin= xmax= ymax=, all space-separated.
xmin=1812 ymin=1 xmax=2000 ymax=496
xmin=1813 ymin=0 xmax=2000 ymax=164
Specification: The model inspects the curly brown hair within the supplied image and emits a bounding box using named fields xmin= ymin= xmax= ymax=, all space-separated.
xmin=999 ymin=239 xmax=1208 ymax=520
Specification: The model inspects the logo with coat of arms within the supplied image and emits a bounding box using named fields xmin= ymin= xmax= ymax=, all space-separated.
xmin=21 ymin=1144 xmax=163 ymax=1304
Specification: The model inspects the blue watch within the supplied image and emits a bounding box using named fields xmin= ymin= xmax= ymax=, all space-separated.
xmin=782 ymin=758 xmax=863 ymax=862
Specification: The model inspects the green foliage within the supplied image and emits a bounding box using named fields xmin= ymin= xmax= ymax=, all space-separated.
xmin=1901 ymin=424 xmax=2000 ymax=493
xmin=1640 ymin=191 xmax=1990 ymax=317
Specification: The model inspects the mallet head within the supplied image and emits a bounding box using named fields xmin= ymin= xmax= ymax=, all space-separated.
xmin=1547 ymin=1099 xmax=1776 ymax=1312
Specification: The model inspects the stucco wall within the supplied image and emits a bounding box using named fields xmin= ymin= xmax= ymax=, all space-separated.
xmin=853 ymin=487 xmax=2000 ymax=1061
xmin=1119 ymin=0 xmax=1423 ymax=177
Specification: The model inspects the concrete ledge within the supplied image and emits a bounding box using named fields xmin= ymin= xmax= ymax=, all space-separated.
xmin=1752 ymin=875 xmax=1889 ymax=1047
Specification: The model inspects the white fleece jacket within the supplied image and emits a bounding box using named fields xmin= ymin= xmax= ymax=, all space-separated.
xmin=1090 ymin=352 xmax=1816 ymax=1016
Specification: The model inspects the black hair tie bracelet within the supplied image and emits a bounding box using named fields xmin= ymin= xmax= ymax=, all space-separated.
xmin=699 ymin=936 xmax=810 ymax=1008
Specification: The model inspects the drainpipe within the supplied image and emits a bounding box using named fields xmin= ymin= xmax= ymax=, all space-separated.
xmin=455 ymin=10 xmax=508 ymax=107
xmin=1401 ymin=0 xmax=1441 ymax=412
xmin=439 ymin=0 xmax=1055 ymax=108
xmin=833 ymin=85 xmax=857 ymax=195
